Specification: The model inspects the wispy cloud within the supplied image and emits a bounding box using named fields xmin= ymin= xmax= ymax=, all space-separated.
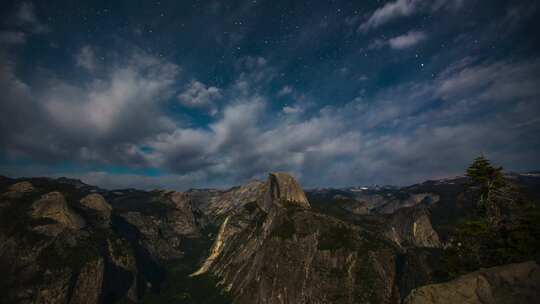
xmin=388 ymin=31 xmax=427 ymax=49
xmin=358 ymin=0 xmax=464 ymax=32
xmin=370 ymin=30 xmax=427 ymax=50
xmin=359 ymin=0 xmax=421 ymax=32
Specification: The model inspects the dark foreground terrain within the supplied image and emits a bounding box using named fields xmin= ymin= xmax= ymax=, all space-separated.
xmin=1 ymin=166 xmax=539 ymax=303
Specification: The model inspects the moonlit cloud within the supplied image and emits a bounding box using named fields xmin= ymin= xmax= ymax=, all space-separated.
xmin=359 ymin=0 xmax=421 ymax=32
xmin=177 ymin=80 xmax=223 ymax=114
xmin=358 ymin=0 xmax=464 ymax=32
xmin=370 ymin=31 xmax=427 ymax=50
xmin=388 ymin=31 xmax=427 ymax=49
xmin=1 ymin=1 xmax=538 ymax=190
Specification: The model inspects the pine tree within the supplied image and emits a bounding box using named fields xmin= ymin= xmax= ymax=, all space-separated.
xmin=466 ymin=155 xmax=505 ymax=225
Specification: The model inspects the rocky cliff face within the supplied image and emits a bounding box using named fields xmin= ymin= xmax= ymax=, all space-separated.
xmin=385 ymin=205 xmax=441 ymax=249
xmin=193 ymin=173 xmax=401 ymax=304
xmin=0 ymin=176 xmax=205 ymax=303
xmin=0 ymin=181 xmax=119 ymax=303
xmin=30 ymin=191 xmax=87 ymax=236
xmin=260 ymin=172 xmax=310 ymax=211
xmin=405 ymin=261 xmax=540 ymax=304
xmin=188 ymin=180 xmax=265 ymax=223
xmin=107 ymin=189 xmax=203 ymax=261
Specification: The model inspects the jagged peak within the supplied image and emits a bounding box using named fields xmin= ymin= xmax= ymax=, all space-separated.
xmin=259 ymin=172 xmax=310 ymax=211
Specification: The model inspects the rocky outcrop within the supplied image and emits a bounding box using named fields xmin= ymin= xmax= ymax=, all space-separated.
xmin=8 ymin=181 xmax=35 ymax=193
xmin=404 ymin=261 xmax=540 ymax=304
xmin=70 ymin=258 xmax=105 ymax=304
xmin=189 ymin=180 xmax=265 ymax=223
xmin=385 ymin=205 xmax=441 ymax=248
xmin=120 ymin=211 xmax=184 ymax=260
xmin=30 ymin=192 xmax=86 ymax=235
xmin=103 ymin=238 xmax=140 ymax=302
xmin=260 ymin=172 xmax=310 ymax=212
xmin=80 ymin=193 xmax=112 ymax=227
xmin=80 ymin=193 xmax=112 ymax=213
xmin=1 ymin=181 xmax=35 ymax=205
xmin=163 ymin=191 xmax=200 ymax=236
xmin=112 ymin=189 xmax=202 ymax=261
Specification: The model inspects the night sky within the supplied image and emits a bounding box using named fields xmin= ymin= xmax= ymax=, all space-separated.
xmin=1 ymin=0 xmax=539 ymax=190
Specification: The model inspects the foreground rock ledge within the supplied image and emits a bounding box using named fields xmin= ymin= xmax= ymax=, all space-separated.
xmin=404 ymin=261 xmax=540 ymax=304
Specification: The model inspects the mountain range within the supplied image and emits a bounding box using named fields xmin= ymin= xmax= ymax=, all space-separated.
xmin=1 ymin=171 xmax=539 ymax=304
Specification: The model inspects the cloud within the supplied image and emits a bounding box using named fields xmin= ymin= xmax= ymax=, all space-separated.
xmin=370 ymin=31 xmax=427 ymax=50
xmin=177 ymin=80 xmax=222 ymax=114
xmin=278 ymin=85 xmax=293 ymax=97
xmin=234 ymin=56 xmax=277 ymax=87
xmin=75 ymin=45 xmax=98 ymax=72
xmin=388 ymin=31 xmax=426 ymax=49
xmin=1 ymin=36 xmax=539 ymax=189
xmin=282 ymin=106 xmax=303 ymax=115
xmin=359 ymin=0 xmax=464 ymax=32
xmin=0 ymin=2 xmax=49 ymax=48
xmin=1 ymin=47 xmax=180 ymax=167
xmin=359 ymin=0 xmax=421 ymax=32
xmin=45 ymin=52 xmax=179 ymax=140
xmin=434 ymin=59 xmax=540 ymax=103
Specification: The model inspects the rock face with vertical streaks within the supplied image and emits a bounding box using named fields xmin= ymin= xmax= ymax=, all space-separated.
xmin=193 ymin=172 xmax=401 ymax=304
xmin=260 ymin=172 xmax=311 ymax=211
xmin=385 ymin=205 xmax=441 ymax=249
